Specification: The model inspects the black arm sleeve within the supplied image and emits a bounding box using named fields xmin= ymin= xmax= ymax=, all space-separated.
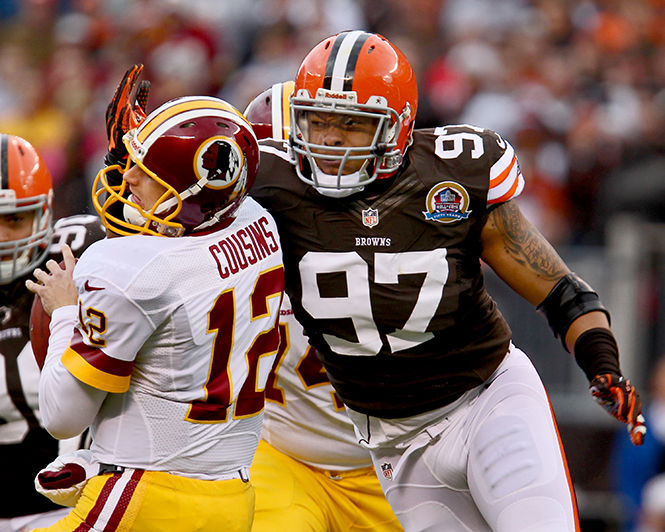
xmin=573 ymin=327 xmax=621 ymax=381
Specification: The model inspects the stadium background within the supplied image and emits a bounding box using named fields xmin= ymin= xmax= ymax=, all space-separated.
xmin=1 ymin=0 xmax=664 ymax=529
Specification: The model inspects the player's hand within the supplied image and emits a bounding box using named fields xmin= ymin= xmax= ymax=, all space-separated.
xmin=34 ymin=449 xmax=96 ymax=507
xmin=590 ymin=373 xmax=646 ymax=446
xmin=105 ymin=63 xmax=151 ymax=166
xmin=25 ymin=244 xmax=78 ymax=315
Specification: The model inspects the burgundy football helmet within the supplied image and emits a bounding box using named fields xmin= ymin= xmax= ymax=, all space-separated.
xmin=244 ymin=81 xmax=294 ymax=141
xmin=93 ymin=96 xmax=259 ymax=236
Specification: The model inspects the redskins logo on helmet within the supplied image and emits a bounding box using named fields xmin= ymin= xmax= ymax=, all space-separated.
xmin=195 ymin=136 xmax=243 ymax=188
xmin=244 ymin=81 xmax=294 ymax=141
xmin=290 ymin=31 xmax=418 ymax=195
xmin=0 ymin=134 xmax=53 ymax=284
xmin=92 ymin=96 xmax=259 ymax=237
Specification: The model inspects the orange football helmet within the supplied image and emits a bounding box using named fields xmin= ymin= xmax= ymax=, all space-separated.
xmin=93 ymin=96 xmax=259 ymax=237
xmin=290 ymin=31 xmax=418 ymax=193
xmin=244 ymin=81 xmax=294 ymax=141
xmin=0 ymin=134 xmax=53 ymax=284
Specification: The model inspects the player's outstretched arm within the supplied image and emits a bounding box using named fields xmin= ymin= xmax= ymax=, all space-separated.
xmin=480 ymin=200 xmax=646 ymax=446
xmin=104 ymin=63 xmax=151 ymax=168
xmin=479 ymin=200 xmax=569 ymax=304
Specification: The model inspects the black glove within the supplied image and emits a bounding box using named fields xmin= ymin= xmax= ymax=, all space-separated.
xmin=590 ymin=373 xmax=646 ymax=446
xmin=104 ymin=63 xmax=151 ymax=168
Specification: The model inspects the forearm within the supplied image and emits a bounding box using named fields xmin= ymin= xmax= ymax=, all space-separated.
xmin=564 ymin=311 xmax=610 ymax=351
xmin=39 ymin=306 xmax=106 ymax=439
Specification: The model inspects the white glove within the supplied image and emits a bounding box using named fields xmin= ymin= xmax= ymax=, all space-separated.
xmin=34 ymin=449 xmax=97 ymax=507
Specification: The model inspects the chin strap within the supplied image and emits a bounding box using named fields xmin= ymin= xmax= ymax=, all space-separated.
xmin=315 ymin=185 xmax=365 ymax=198
xmin=122 ymin=203 xmax=184 ymax=237
xmin=312 ymin=161 xmax=369 ymax=198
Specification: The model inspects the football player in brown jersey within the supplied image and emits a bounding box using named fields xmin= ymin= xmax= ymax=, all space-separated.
xmin=0 ymin=133 xmax=105 ymax=531
xmin=245 ymin=81 xmax=403 ymax=532
xmin=250 ymin=31 xmax=646 ymax=532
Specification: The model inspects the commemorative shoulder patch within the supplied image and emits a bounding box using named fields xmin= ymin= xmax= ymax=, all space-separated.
xmin=423 ymin=181 xmax=472 ymax=223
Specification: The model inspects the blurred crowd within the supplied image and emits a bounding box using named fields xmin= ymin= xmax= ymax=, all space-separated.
xmin=1 ymin=0 xmax=665 ymax=244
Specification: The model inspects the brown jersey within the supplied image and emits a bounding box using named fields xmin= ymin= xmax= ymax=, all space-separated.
xmin=252 ymin=125 xmax=523 ymax=418
xmin=0 ymin=214 xmax=105 ymax=517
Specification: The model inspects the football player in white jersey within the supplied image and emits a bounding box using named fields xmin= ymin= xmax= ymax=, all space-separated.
xmin=0 ymin=134 xmax=105 ymax=532
xmin=26 ymin=89 xmax=284 ymax=531
xmin=244 ymin=81 xmax=402 ymax=531
xmin=249 ymin=32 xmax=647 ymax=532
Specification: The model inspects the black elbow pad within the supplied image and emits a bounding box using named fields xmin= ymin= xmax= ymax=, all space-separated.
xmin=536 ymin=273 xmax=611 ymax=351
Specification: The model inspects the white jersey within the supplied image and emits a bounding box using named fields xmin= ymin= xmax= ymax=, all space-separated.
xmin=64 ymin=198 xmax=283 ymax=479
xmin=262 ymin=293 xmax=371 ymax=471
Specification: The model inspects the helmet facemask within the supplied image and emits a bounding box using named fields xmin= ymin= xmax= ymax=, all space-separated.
xmin=0 ymin=192 xmax=53 ymax=284
xmin=92 ymin=145 xmax=185 ymax=237
xmin=0 ymin=133 xmax=54 ymax=284
xmin=290 ymin=89 xmax=404 ymax=197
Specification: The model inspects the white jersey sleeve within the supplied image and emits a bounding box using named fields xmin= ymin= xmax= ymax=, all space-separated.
xmin=55 ymin=198 xmax=284 ymax=479
xmin=66 ymin=255 xmax=155 ymax=390
xmin=261 ymin=294 xmax=372 ymax=471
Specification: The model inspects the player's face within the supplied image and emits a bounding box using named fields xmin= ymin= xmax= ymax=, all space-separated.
xmin=0 ymin=211 xmax=34 ymax=247
xmin=304 ymin=111 xmax=378 ymax=174
xmin=122 ymin=163 xmax=167 ymax=211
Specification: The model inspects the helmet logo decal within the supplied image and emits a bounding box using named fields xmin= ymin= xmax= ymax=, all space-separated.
xmin=195 ymin=136 xmax=243 ymax=189
xmin=0 ymin=189 xmax=17 ymax=203
xmin=400 ymin=102 xmax=412 ymax=128
xmin=316 ymin=88 xmax=358 ymax=103
xmin=423 ymin=181 xmax=472 ymax=223
xmin=127 ymin=132 xmax=146 ymax=160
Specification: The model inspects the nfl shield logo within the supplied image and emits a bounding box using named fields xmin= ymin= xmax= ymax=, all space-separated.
xmin=381 ymin=462 xmax=393 ymax=480
xmin=362 ymin=207 xmax=379 ymax=228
